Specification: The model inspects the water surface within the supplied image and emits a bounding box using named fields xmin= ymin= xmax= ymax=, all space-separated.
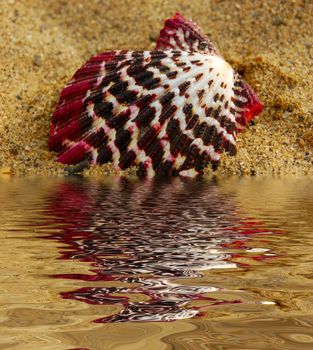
xmin=0 ymin=176 xmax=313 ymax=349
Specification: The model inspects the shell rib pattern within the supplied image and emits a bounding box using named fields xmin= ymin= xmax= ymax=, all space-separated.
xmin=49 ymin=13 xmax=263 ymax=176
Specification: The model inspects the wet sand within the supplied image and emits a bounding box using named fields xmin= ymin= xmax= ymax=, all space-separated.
xmin=0 ymin=0 xmax=312 ymax=176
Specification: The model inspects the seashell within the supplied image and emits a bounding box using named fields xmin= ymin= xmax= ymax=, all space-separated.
xmin=49 ymin=13 xmax=263 ymax=176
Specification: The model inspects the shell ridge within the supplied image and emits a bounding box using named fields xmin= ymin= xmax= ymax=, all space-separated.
xmin=49 ymin=14 xmax=263 ymax=175
xmin=111 ymin=51 xmax=215 ymax=172
xmin=52 ymin=50 xmax=236 ymax=169
xmin=156 ymin=13 xmax=219 ymax=56
xmin=138 ymin=65 xmax=212 ymax=174
xmin=134 ymin=56 xmax=215 ymax=174
xmin=166 ymin=61 xmax=236 ymax=172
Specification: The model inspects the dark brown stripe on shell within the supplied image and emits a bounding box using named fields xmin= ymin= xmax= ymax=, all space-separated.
xmin=179 ymin=81 xmax=191 ymax=96
xmin=136 ymin=94 xmax=155 ymax=108
xmin=160 ymin=91 xmax=175 ymax=106
xmin=147 ymin=141 xmax=164 ymax=169
xmin=135 ymin=106 xmax=156 ymax=127
xmin=97 ymin=145 xmax=113 ymax=164
xmin=202 ymin=125 xmax=217 ymax=145
xmin=213 ymin=93 xmax=219 ymax=103
xmin=197 ymin=89 xmax=205 ymax=100
xmin=107 ymin=110 xmax=131 ymax=129
xmin=159 ymin=65 xmax=170 ymax=74
xmin=183 ymin=103 xmax=193 ymax=121
xmin=119 ymin=150 xmax=137 ymax=169
xmin=138 ymin=127 xmax=158 ymax=150
xmin=94 ymin=101 xmax=114 ymax=119
xmin=98 ymin=73 xmax=120 ymax=89
xmin=172 ymin=51 xmax=181 ymax=58
xmin=126 ymin=58 xmax=144 ymax=76
xmin=182 ymin=144 xmax=200 ymax=169
xmin=232 ymin=96 xmax=247 ymax=108
xmin=224 ymin=140 xmax=237 ymax=156
xmin=115 ymin=128 xmax=131 ymax=151
xmin=159 ymin=105 xmax=177 ymax=124
xmin=194 ymin=152 xmax=210 ymax=172
xmin=186 ymin=114 xmax=199 ymax=130
xmin=170 ymin=133 xmax=192 ymax=157
xmin=212 ymin=131 xmax=224 ymax=152
xmin=134 ymin=70 xmax=161 ymax=90
xmin=85 ymin=129 xmax=107 ymax=148
xmin=220 ymin=116 xmax=236 ymax=134
xmin=115 ymin=90 xmax=138 ymax=105
xmin=166 ymin=70 xmax=178 ymax=79
xmin=166 ymin=118 xmax=180 ymax=139
xmin=193 ymin=122 xmax=207 ymax=139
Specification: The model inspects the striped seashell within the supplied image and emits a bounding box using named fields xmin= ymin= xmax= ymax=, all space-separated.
xmin=48 ymin=13 xmax=263 ymax=176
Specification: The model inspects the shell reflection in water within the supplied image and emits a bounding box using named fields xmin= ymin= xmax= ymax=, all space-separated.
xmin=44 ymin=177 xmax=279 ymax=322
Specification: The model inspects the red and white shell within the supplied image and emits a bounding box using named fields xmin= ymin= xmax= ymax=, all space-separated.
xmin=49 ymin=13 xmax=263 ymax=176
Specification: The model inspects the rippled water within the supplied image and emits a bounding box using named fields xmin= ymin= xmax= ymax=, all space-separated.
xmin=0 ymin=176 xmax=313 ymax=349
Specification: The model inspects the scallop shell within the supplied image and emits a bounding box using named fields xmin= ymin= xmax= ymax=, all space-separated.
xmin=49 ymin=13 xmax=263 ymax=176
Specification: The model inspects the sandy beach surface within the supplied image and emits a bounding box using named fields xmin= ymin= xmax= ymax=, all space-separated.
xmin=0 ymin=0 xmax=312 ymax=176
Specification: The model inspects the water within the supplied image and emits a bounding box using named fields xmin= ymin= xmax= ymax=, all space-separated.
xmin=0 ymin=176 xmax=313 ymax=349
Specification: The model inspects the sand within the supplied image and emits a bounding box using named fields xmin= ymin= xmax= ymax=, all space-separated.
xmin=0 ymin=0 xmax=312 ymax=176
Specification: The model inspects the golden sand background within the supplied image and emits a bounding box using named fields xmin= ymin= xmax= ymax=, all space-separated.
xmin=0 ymin=0 xmax=312 ymax=176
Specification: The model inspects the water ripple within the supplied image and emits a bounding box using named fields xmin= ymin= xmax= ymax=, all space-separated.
xmin=41 ymin=177 xmax=279 ymax=322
